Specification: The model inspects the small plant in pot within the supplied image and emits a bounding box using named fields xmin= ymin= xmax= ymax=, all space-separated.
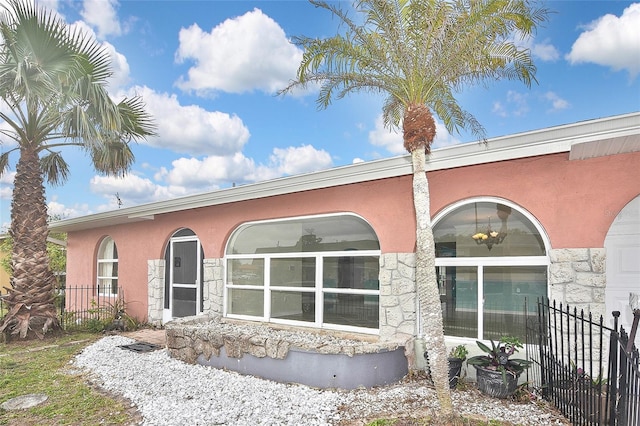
xmin=467 ymin=336 xmax=532 ymax=398
xmin=448 ymin=344 xmax=468 ymax=389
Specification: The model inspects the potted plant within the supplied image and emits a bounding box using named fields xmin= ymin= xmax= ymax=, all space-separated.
xmin=448 ymin=344 xmax=468 ymax=389
xmin=467 ymin=336 xmax=532 ymax=398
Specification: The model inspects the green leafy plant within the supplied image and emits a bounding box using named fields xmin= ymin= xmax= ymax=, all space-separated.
xmin=449 ymin=344 xmax=468 ymax=360
xmin=467 ymin=336 xmax=532 ymax=384
xmin=571 ymin=361 xmax=608 ymax=388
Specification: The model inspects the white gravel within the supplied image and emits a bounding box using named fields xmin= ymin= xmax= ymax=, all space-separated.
xmin=71 ymin=336 xmax=569 ymax=425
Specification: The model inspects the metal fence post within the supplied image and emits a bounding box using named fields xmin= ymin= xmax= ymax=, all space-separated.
xmin=609 ymin=311 xmax=620 ymax=426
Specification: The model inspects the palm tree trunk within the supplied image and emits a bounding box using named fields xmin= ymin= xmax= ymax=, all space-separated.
xmin=411 ymin=148 xmax=453 ymax=414
xmin=0 ymin=148 xmax=60 ymax=339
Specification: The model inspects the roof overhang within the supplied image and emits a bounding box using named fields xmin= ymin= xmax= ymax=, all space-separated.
xmin=49 ymin=112 xmax=640 ymax=233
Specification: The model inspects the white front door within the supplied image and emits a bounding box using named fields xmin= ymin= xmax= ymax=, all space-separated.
xmin=605 ymin=195 xmax=640 ymax=347
xmin=163 ymin=235 xmax=201 ymax=322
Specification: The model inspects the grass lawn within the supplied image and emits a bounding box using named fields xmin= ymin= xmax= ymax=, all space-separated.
xmin=0 ymin=332 xmax=139 ymax=425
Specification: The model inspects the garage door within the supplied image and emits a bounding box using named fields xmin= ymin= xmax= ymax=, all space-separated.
xmin=605 ymin=195 xmax=640 ymax=348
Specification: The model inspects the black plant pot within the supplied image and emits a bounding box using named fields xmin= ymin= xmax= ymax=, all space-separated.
xmin=448 ymin=357 xmax=464 ymax=389
xmin=474 ymin=365 xmax=519 ymax=398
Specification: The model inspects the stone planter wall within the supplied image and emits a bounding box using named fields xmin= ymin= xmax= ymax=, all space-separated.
xmin=165 ymin=316 xmax=408 ymax=389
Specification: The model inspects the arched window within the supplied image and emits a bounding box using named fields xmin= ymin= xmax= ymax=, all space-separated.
xmin=433 ymin=199 xmax=549 ymax=341
xmin=225 ymin=214 xmax=381 ymax=333
xmin=97 ymin=237 xmax=118 ymax=296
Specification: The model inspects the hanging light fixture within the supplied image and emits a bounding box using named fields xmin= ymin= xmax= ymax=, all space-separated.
xmin=471 ymin=204 xmax=511 ymax=250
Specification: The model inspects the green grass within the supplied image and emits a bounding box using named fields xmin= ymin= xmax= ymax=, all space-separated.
xmin=0 ymin=332 xmax=137 ymax=425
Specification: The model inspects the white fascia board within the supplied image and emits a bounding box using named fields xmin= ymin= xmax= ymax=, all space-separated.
xmin=49 ymin=112 xmax=640 ymax=233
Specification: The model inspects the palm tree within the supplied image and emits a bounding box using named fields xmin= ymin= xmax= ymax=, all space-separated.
xmin=0 ymin=0 xmax=155 ymax=339
xmin=281 ymin=0 xmax=548 ymax=414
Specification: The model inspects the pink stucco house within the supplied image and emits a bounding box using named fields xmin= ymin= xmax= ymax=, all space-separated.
xmin=50 ymin=112 xmax=640 ymax=352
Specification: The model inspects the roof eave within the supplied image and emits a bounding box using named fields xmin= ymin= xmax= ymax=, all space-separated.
xmin=49 ymin=112 xmax=640 ymax=233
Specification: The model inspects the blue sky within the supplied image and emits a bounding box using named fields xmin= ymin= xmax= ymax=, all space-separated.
xmin=0 ymin=0 xmax=639 ymax=231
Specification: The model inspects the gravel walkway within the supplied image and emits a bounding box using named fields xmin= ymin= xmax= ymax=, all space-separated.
xmin=71 ymin=336 xmax=570 ymax=425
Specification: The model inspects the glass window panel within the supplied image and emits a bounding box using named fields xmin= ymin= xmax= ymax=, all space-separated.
xmin=437 ymin=266 xmax=478 ymax=338
xmin=98 ymin=262 xmax=116 ymax=277
xmin=98 ymin=238 xmax=116 ymax=258
xmin=172 ymin=241 xmax=197 ymax=284
xmin=270 ymin=258 xmax=315 ymax=287
xmin=323 ymin=294 xmax=379 ymax=329
xmin=227 ymin=288 xmax=264 ymax=316
xmin=271 ymin=290 xmax=315 ymax=322
xmin=227 ymin=259 xmax=264 ymax=286
xmin=173 ymin=287 xmax=197 ymax=318
xmin=227 ymin=215 xmax=380 ymax=254
xmin=97 ymin=278 xmax=118 ymax=295
xmin=434 ymin=202 xmax=545 ymax=257
xmin=323 ymin=256 xmax=379 ymax=289
xmin=483 ymin=266 xmax=547 ymax=341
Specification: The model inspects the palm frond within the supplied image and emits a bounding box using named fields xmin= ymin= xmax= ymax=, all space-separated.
xmin=117 ymin=96 xmax=158 ymax=140
xmin=283 ymin=0 xmax=549 ymax=146
xmin=39 ymin=150 xmax=70 ymax=186
xmin=89 ymin=139 xmax=135 ymax=177
xmin=0 ymin=151 xmax=13 ymax=177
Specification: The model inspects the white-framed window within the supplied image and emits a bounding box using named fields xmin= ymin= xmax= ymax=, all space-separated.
xmin=432 ymin=198 xmax=550 ymax=341
xmin=225 ymin=213 xmax=381 ymax=334
xmin=97 ymin=237 xmax=118 ymax=296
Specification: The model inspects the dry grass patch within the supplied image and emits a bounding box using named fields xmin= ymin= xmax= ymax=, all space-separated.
xmin=0 ymin=332 xmax=140 ymax=425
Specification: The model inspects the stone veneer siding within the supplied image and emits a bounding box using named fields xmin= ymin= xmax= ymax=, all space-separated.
xmin=203 ymin=258 xmax=224 ymax=317
xmin=147 ymin=259 xmax=164 ymax=327
xmin=548 ymin=248 xmax=606 ymax=318
xmin=379 ymin=253 xmax=417 ymax=342
xmin=148 ymin=253 xmax=418 ymax=342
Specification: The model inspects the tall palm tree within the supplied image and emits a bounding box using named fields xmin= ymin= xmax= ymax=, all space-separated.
xmin=0 ymin=0 xmax=155 ymax=339
xmin=281 ymin=0 xmax=548 ymax=414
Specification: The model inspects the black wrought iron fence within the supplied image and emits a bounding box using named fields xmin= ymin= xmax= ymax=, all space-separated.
xmin=527 ymin=299 xmax=640 ymax=426
xmin=1 ymin=286 xmax=125 ymax=332
xmin=609 ymin=311 xmax=640 ymax=426
xmin=58 ymin=285 xmax=124 ymax=331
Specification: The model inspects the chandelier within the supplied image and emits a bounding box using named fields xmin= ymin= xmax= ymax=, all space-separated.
xmin=472 ymin=217 xmax=506 ymax=250
xmin=471 ymin=204 xmax=511 ymax=250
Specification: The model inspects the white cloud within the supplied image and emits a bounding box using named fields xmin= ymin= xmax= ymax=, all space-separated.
xmin=268 ymin=145 xmax=333 ymax=176
xmin=0 ymin=170 xmax=15 ymax=186
xmin=368 ymin=114 xmax=461 ymax=154
xmin=89 ymin=174 xmax=192 ymax=208
xmin=164 ymin=154 xmax=256 ymax=187
xmin=86 ymin=145 xmax=333 ymax=210
xmin=175 ymin=8 xmax=303 ymax=95
xmin=103 ymin=41 xmax=130 ymax=91
xmin=566 ymin=3 xmax=640 ymax=79
xmin=47 ymin=196 xmax=91 ymax=220
xmin=491 ymin=90 xmax=530 ymax=118
xmin=514 ymin=33 xmax=560 ymax=62
xmin=531 ymin=40 xmax=560 ymax=62
xmin=492 ymin=101 xmax=507 ymax=118
xmin=81 ymin=0 xmax=122 ymax=39
xmin=543 ymin=91 xmax=570 ymax=112
xmin=121 ymin=86 xmax=251 ymax=157
xmin=369 ymin=115 xmax=405 ymax=155
xmin=0 ymin=185 xmax=12 ymax=201
xmin=164 ymin=145 xmax=332 ymax=188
